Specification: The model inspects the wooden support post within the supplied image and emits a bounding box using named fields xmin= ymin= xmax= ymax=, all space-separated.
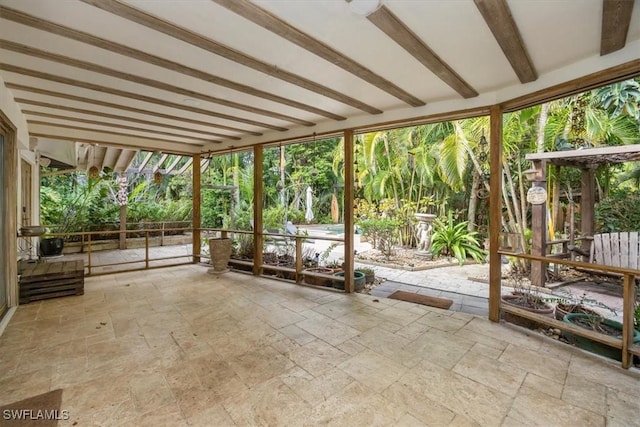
xmin=192 ymin=154 xmax=201 ymax=263
xmin=253 ymin=145 xmax=264 ymax=276
xmin=344 ymin=130 xmax=355 ymax=293
xmin=580 ymin=167 xmax=595 ymax=253
xmin=87 ymin=233 xmax=92 ymax=276
xmin=489 ymin=105 xmax=503 ymax=322
xmin=119 ymin=204 xmax=126 ymax=250
xmin=145 ymin=231 xmax=150 ymax=269
xmin=2 ymin=121 xmax=18 ymax=307
xmin=295 ymin=236 xmax=302 ymax=284
xmin=621 ymin=273 xmax=636 ymax=369
xmin=530 ymin=159 xmax=547 ymax=288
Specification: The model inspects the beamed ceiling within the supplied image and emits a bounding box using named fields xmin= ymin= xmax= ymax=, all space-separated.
xmin=1 ymin=0 xmax=639 ymax=165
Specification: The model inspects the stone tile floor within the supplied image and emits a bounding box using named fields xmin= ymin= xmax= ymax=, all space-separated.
xmin=1 ymin=265 xmax=639 ymax=426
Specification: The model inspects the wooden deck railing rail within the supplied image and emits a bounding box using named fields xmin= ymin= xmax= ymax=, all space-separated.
xmin=498 ymin=250 xmax=639 ymax=369
xmin=45 ymin=227 xmax=194 ymax=275
xmin=198 ymin=228 xmax=346 ymax=288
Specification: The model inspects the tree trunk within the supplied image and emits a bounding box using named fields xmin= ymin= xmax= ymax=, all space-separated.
xmin=467 ymin=170 xmax=480 ymax=231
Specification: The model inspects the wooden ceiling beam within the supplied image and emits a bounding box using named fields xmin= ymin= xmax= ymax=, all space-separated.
xmin=27 ymin=120 xmax=207 ymax=148
xmin=16 ymin=98 xmax=240 ymax=140
xmin=365 ymin=5 xmax=478 ymax=99
xmin=79 ymin=0 xmax=383 ymax=114
xmin=213 ymin=0 xmax=424 ymax=107
xmin=30 ymin=133 xmax=198 ymax=155
xmin=0 ymin=5 xmax=345 ymax=121
xmin=0 ymin=39 xmax=313 ymax=127
xmin=473 ymin=0 xmax=537 ymax=83
xmin=601 ymin=0 xmax=635 ymax=55
xmin=0 ymin=64 xmax=270 ymax=134
xmin=5 ymin=83 xmax=262 ymax=139
xmin=23 ymin=110 xmax=222 ymax=144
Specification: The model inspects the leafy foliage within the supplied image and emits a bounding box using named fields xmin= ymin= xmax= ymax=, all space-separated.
xmin=359 ymin=218 xmax=400 ymax=259
xmin=430 ymin=211 xmax=486 ymax=265
xmin=595 ymin=189 xmax=640 ymax=232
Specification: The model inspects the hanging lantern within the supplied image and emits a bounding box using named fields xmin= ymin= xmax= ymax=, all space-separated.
xmin=88 ymin=166 xmax=100 ymax=179
xmin=153 ymin=171 xmax=163 ymax=184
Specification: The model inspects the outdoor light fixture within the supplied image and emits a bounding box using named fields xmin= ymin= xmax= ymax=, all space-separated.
xmin=348 ymin=0 xmax=383 ymax=16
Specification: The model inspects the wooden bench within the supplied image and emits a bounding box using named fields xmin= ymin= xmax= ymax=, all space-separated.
xmin=589 ymin=232 xmax=639 ymax=270
xmin=18 ymin=260 xmax=85 ymax=304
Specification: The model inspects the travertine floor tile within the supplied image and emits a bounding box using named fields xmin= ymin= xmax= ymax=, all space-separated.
xmin=606 ymin=388 xmax=640 ymax=427
xmin=401 ymin=359 xmax=513 ymax=426
xmin=416 ymin=312 xmax=470 ymax=332
xmin=453 ymin=351 xmax=526 ymax=397
xmin=561 ymin=374 xmax=607 ymax=415
xmin=307 ymin=380 xmax=404 ymax=426
xmin=352 ymin=327 xmax=421 ymax=367
xmin=404 ymin=328 xmax=474 ymax=369
xmin=279 ymin=324 xmax=316 ymax=345
xmin=280 ymin=366 xmax=355 ymax=406
xmin=223 ymin=377 xmax=311 ymax=426
xmin=2 ymin=265 xmax=639 ymax=426
xmin=382 ymin=381 xmax=456 ymax=425
xmin=375 ymin=305 xmax=423 ymax=326
xmin=338 ymin=349 xmax=408 ymax=393
xmin=508 ymin=388 xmax=605 ymax=427
xmin=287 ymin=339 xmax=350 ymax=377
xmin=499 ymin=343 xmax=568 ymax=384
xmin=296 ymin=316 xmax=360 ymax=346
xmin=521 ymin=373 xmax=563 ymax=399
xmin=229 ymin=345 xmax=294 ymax=387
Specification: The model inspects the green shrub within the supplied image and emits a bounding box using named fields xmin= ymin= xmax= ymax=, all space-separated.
xmin=596 ymin=190 xmax=640 ymax=232
xmin=359 ymin=218 xmax=399 ymax=259
xmin=431 ymin=211 xmax=486 ymax=265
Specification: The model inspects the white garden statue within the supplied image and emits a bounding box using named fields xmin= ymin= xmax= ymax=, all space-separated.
xmin=417 ymin=221 xmax=433 ymax=252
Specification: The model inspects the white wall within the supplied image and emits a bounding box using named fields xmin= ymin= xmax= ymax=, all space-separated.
xmin=1 ymin=75 xmax=31 ymax=309
xmin=0 ymin=76 xmax=28 ymax=149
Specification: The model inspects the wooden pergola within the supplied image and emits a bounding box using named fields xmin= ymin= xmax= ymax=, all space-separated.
xmin=525 ymin=144 xmax=640 ymax=287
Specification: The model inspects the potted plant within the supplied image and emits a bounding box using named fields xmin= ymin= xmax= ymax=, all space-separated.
xmin=356 ymin=267 xmax=375 ymax=284
xmin=501 ymin=276 xmax=554 ymax=329
xmin=332 ymin=270 xmax=366 ymax=291
xmin=552 ymin=292 xmax=601 ymax=321
xmin=229 ymin=234 xmax=254 ymax=272
xmin=563 ymin=313 xmax=640 ymax=361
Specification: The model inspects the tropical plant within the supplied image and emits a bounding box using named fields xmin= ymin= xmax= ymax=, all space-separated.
xmin=358 ymin=218 xmax=399 ymax=257
xmin=595 ymin=189 xmax=640 ymax=232
xmin=430 ymin=211 xmax=486 ymax=265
